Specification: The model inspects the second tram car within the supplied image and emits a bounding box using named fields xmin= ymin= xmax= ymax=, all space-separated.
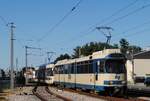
xmin=36 ymin=63 xmax=54 ymax=84
xmin=45 ymin=63 xmax=54 ymax=85
xmin=53 ymin=49 xmax=127 ymax=95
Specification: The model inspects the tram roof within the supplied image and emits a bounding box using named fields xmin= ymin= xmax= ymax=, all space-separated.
xmin=55 ymin=49 xmax=121 ymax=65
xmin=46 ymin=63 xmax=54 ymax=69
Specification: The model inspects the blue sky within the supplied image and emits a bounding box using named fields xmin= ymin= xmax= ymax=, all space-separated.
xmin=0 ymin=0 xmax=150 ymax=70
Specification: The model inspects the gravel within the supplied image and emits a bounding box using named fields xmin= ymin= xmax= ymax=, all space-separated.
xmin=36 ymin=87 xmax=63 ymax=101
xmin=48 ymin=87 xmax=106 ymax=101
xmin=8 ymin=94 xmax=41 ymax=101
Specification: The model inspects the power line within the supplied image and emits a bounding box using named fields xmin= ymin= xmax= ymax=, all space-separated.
xmin=94 ymin=0 xmax=139 ymax=27
xmin=73 ymin=0 xmax=139 ymax=37
xmin=120 ymin=28 xmax=150 ymax=38
xmin=113 ymin=20 xmax=150 ymax=38
xmin=72 ymin=2 xmax=150 ymax=45
xmin=105 ymin=3 xmax=150 ymax=25
xmin=37 ymin=0 xmax=83 ymax=42
xmin=53 ymin=0 xmax=139 ymax=47
xmin=0 ymin=16 xmax=7 ymax=25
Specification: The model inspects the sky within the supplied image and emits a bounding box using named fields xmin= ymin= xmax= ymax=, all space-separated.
xmin=0 ymin=0 xmax=150 ymax=70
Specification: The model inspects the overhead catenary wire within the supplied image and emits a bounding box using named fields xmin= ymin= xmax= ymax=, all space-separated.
xmin=0 ymin=16 xmax=7 ymax=26
xmin=71 ymin=2 xmax=150 ymax=44
xmin=118 ymin=28 xmax=150 ymax=39
xmin=73 ymin=0 xmax=139 ymax=37
xmin=105 ymin=3 xmax=150 ymax=26
xmin=80 ymin=1 xmax=150 ymax=39
xmin=93 ymin=0 xmax=139 ymax=28
xmin=37 ymin=0 xmax=83 ymax=42
xmin=113 ymin=20 xmax=150 ymax=38
xmin=53 ymin=0 xmax=139 ymax=47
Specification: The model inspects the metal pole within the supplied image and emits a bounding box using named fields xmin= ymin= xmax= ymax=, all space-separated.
xmin=9 ymin=22 xmax=15 ymax=91
xmin=16 ymin=58 xmax=18 ymax=72
xmin=25 ymin=46 xmax=28 ymax=68
xmin=25 ymin=46 xmax=28 ymax=85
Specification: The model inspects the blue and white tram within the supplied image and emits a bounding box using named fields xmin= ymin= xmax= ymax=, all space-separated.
xmin=37 ymin=63 xmax=54 ymax=84
xmin=37 ymin=64 xmax=46 ymax=83
xmin=53 ymin=49 xmax=127 ymax=95
xmin=45 ymin=63 xmax=54 ymax=85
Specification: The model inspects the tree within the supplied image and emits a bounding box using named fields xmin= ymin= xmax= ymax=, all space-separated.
xmin=128 ymin=45 xmax=142 ymax=54
xmin=54 ymin=53 xmax=71 ymax=63
xmin=113 ymin=44 xmax=119 ymax=48
xmin=119 ymin=38 xmax=129 ymax=54
xmin=119 ymin=38 xmax=142 ymax=54
xmin=72 ymin=42 xmax=118 ymax=58
xmin=72 ymin=46 xmax=81 ymax=58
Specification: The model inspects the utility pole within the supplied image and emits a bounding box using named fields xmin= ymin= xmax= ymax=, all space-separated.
xmin=25 ymin=46 xmax=28 ymax=70
xmin=16 ymin=58 xmax=18 ymax=72
xmin=8 ymin=22 xmax=15 ymax=91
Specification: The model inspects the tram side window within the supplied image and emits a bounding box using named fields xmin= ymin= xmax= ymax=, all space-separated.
xmin=71 ymin=63 xmax=74 ymax=74
xmin=89 ymin=60 xmax=93 ymax=73
xmin=54 ymin=67 xmax=57 ymax=74
xmin=76 ymin=61 xmax=94 ymax=74
xmin=64 ymin=65 xmax=68 ymax=74
xmin=68 ymin=64 xmax=71 ymax=74
xmin=99 ymin=61 xmax=105 ymax=73
xmin=59 ymin=66 xmax=63 ymax=74
xmin=77 ymin=63 xmax=81 ymax=73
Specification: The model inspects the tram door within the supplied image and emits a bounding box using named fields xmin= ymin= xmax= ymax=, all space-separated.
xmin=95 ymin=60 xmax=105 ymax=87
xmin=94 ymin=60 xmax=99 ymax=89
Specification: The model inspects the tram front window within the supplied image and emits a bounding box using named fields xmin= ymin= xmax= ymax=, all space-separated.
xmin=105 ymin=60 xmax=125 ymax=73
xmin=46 ymin=69 xmax=53 ymax=76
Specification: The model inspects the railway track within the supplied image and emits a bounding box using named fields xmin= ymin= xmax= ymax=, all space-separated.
xmin=32 ymin=86 xmax=72 ymax=101
xmin=48 ymin=86 xmax=147 ymax=101
xmin=32 ymin=85 xmax=148 ymax=101
xmin=66 ymin=88 xmax=148 ymax=101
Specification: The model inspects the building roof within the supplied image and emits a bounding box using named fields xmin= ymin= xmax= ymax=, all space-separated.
xmin=134 ymin=50 xmax=150 ymax=59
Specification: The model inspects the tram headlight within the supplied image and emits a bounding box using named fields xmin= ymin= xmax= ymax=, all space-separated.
xmin=122 ymin=81 xmax=126 ymax=84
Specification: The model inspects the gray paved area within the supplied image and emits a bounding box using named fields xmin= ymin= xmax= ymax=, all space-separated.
xmin=7 ymin=87 xmax=41 ymax=101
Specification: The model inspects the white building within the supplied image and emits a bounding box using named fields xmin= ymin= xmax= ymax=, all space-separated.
xmin=127 ymin=50 xmax=150 ymax=84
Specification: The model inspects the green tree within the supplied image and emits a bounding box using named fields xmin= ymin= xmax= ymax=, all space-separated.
xmin=72 ymin=46 xmax=81 ymax=58
xmin=119 ymin=38 xmax=129 ymax=54
xmin=72 ymin=42 xmax=118 ymax=58
xmin=113 ymin=44 xmax=119 ymax=48
xmin=119 ymin=38 xmax=142 ymax=54
xmin=128 ymin=45 xmax=142 ymax=54
xmin=54 ymin=53 xmax=71 ymax=63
